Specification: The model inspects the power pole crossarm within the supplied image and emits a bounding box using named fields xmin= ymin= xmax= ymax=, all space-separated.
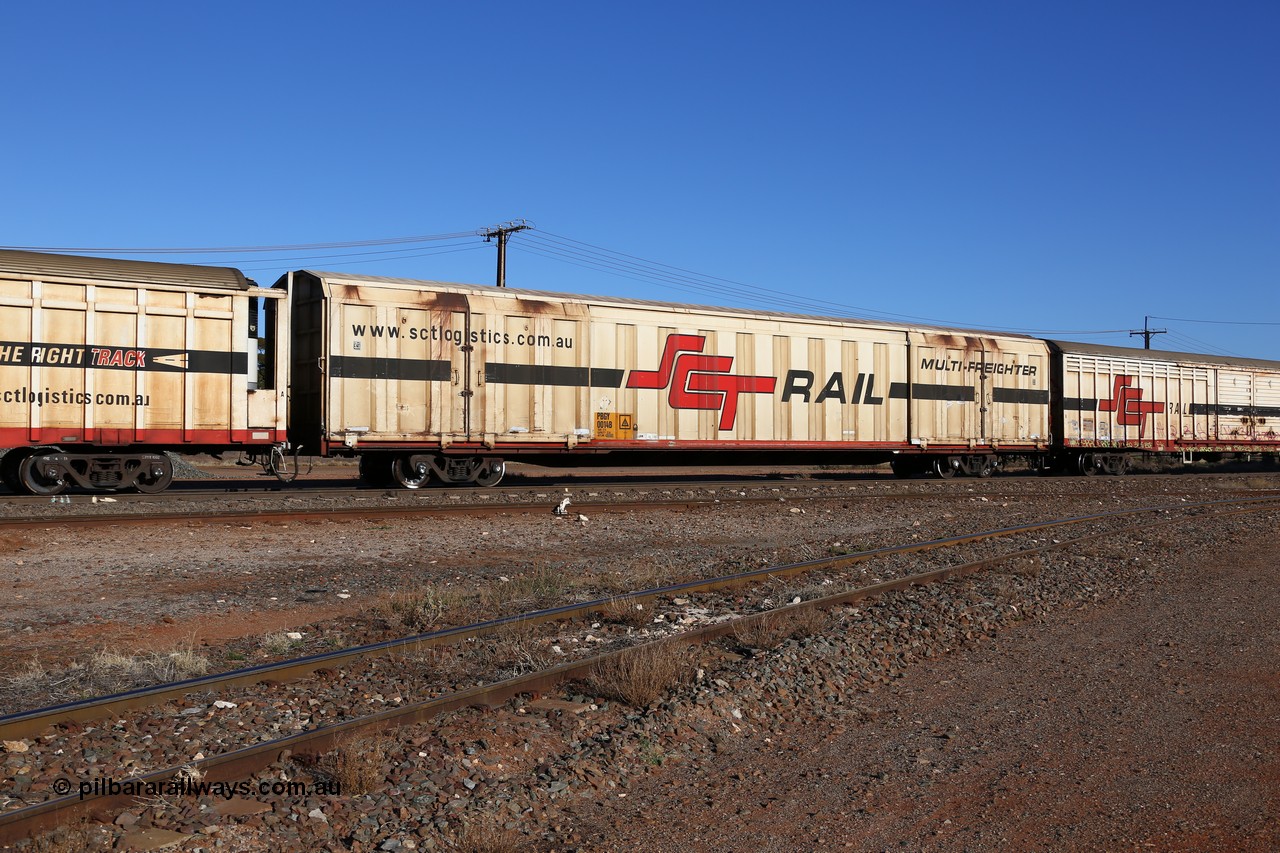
xmin=479 ymin=220 xmax=533 ymax=287
xmin=1129 ymin=316 xmax=1168 ymax=350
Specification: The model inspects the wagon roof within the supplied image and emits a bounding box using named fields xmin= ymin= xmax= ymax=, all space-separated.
xmin=0 ymin=250 xmax=252 ymax=291
xmin=294 ymin=269 xmax=1045 ymax=342
xmin=1046 ymin=339 xmax=1280 ymax=371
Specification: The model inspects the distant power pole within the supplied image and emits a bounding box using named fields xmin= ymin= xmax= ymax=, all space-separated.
xmin=479 ymin=220 xmax=532 ymax=287
xmin=1129 ymin=316 xmax=1168 ymax=349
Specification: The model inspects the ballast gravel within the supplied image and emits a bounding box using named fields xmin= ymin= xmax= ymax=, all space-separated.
xmin=5 ymin=484 xmax=1277 ymax=851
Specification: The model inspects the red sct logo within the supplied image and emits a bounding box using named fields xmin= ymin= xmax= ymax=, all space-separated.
xmin=1098 ymin=375 xmax=1162 ymax=437
xmin=626 ymin=335 xmax=777 ymax=430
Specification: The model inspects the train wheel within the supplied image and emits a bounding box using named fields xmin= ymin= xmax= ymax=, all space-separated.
xmin=1101 ymin=454 xmax=1130 ymax=476
xmin=391 ymin=456 xmax=432 ymax=489
xmin=933 ymin=457 xmax=958 ymax=479
xmin=134 ymin=457 xmax=174 ymax=494
xmin=18 ymin=453 xmax=67 ymax=496
xmin=976 ymin=459 xmax=994 ymax=478
xmin=1078 ymin=454 xmax=1101 ymax=476
xmin=474 ymin=460 xmax=505 ymax=487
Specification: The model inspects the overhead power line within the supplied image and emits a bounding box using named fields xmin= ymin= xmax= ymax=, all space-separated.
xmin=0 ymin=232 xmax=478 ymax=255
xmin=517 ymin=230 xmax=1131 ymax=337
xmin=235 ymin=244 xmax=486 ymax=273
xmin=1149 ymin=315 xmax=1280 ymax=327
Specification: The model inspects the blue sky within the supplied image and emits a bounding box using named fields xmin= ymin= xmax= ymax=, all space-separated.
xmin=3 ymin=2 xmax=1277 ymax=358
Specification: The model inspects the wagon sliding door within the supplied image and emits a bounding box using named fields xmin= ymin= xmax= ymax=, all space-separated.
xmin=909 ymin=333 xmax=983 ymax=445
xmin=326 ymin=290 xmax=471 ymax=447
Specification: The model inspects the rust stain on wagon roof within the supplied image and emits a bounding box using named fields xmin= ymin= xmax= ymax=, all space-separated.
xmin=333 ymin=283 xmax=470 ymax=311
xmin=503 ymin=296 xmax=587 ymax=318
xmin=922 ymin=332 xmax=1000 ymax=354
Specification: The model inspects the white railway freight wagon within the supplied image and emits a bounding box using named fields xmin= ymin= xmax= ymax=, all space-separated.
xmin=0 ymin=251 xmax=288 ymax=494
xmin=281 ymin=270 xmax=1051 ymax=485
xmin=1049 ymin=341 xmax=1280 ymax=473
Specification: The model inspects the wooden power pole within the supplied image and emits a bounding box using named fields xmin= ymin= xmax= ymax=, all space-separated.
xmin=480 ymin=220 xmax=532 ymax=287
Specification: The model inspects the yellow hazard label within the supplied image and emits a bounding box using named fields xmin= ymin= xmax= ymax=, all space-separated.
xmin=594 ymin=412 xmax=637 ymax=439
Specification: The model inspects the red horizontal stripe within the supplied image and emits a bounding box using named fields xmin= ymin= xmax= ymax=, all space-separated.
xmin=0 ymin=427 xmax=283 ymax=447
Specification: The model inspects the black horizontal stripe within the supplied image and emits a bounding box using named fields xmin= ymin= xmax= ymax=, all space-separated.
xmin=485 ymin=363 xmax=625 ymax=388
xmin=329 ymin=355 xmax=450 ymax=381
xmin=1188 ymin=402 xmax=1280 ymax=417
xmin=0 ymin=340 xmax=246 ymax=374
xmin=186 ymin=351 xmax=248 ymax=375
xmin=1063 ymin=397 xmax=1098 ymax=411
xmin=992 ymin=387 xmax=1050 ymax=405
xmin=891 ymin=383 xmax=1045 ymax=404
xmin=893 ymin=383 xmax=974 ymax=401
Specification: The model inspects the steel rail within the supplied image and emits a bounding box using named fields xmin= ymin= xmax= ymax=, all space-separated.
xmin=0 ymin=496 xmax=771 ymax=531
xmin=3 ymin=469 xmax=1275 ymax=510
xmin=2 ymin=464 xmax=1276 ymax=504
xmin=4 ymin=479 xmax=1276 ymax=530
xmin=4 ymin=494 xmax=1276 ymax=742
xmin=3 ymin=497 xmax=1276 ymax=844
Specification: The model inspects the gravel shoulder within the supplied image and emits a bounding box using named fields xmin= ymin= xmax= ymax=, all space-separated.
xmin=563 ymin=516 xmax=1280 ymax=851
xmin=2 ymin=472 xmax=1278 ymax=851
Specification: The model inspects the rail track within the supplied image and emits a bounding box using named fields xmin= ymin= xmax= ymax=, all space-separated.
xmin=3 ymin=473 xmax=1276 ymax=530
xmin=1 ymin=464 xmax=1276 ymax=507
xmin=2 ymin=493 xmax=1277 ymax=845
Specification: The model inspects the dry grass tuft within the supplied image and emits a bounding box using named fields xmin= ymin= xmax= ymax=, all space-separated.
xmin=501 ymin=566 xmax=567 ymax=608
xmin=734 ymin=607 xmax=830 ymax=649
xmin=7 ymin=657 xmax=48 ymax=691
xmin=260 ymin=632 xmax=303 ymax=656
xmin=452 ymin=820 xmax=523 ymax=853
xmin=586 ymin=642 xmax=698 ymax=708
xmin=597 ymin=596 xmax=651 ymax=627
xmin=89 ymin=645 xmax=212 ymax=688
xmin=388 ymin=645 xmax=470 ymax=683
xmin=378 ymin=584 xmax=465 ymax=633
xmin=321 ymin=731 xmax=395 ymax=795
xmin=1 ymin=646 xmax=211 ymax=709
xmin=468 ymin=621 xmax=554 ymax=675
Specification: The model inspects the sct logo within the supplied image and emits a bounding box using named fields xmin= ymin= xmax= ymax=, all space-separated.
xmin=626 ymin=334 xmax=776 ymax=430
xmin=1099 ymin=375 xmax=1162 ymax=437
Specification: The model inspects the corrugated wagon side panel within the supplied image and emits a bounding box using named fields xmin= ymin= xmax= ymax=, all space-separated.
xmin=910 ymin=337 xmax=976 ymax=444
xmin=94 ymin=302 xmax=139 ymax=432
xmin=1218 ymin=370 xmax=1254 ymax=441
xmin=1255 ymin=370 xmax=1280 ymax=441
xmin=985 ymin=339 xmax=1049 ymax=445
xmin=330 ymin=301 xmax=379 ymax=438
xmin=0 ymin=277 xmax=33 ymax=436
xmin=467 ymin=294 xmax=590 ymax=443
xmin=0 ymin=270 xmax=260 ymax=449
xmin=192 ymin=295 xmax=235 ymax=432
xmin=141 ymin=298 xmax=186 ymax=432
xmin=41 ymin=296 xmax=92 ymax=432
